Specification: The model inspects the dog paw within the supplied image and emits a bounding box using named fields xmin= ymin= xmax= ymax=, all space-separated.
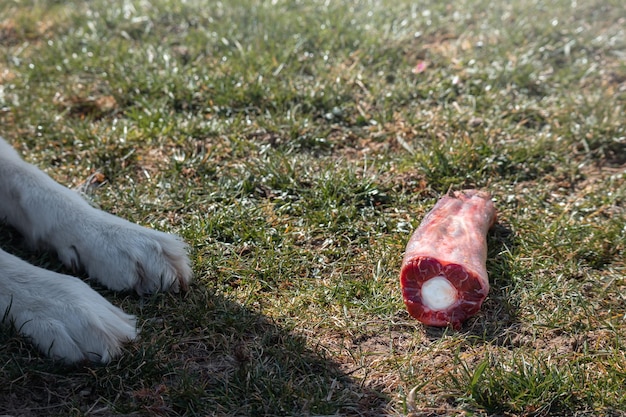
xmin=7 ymin=268 xmax=137 ymax=364
xmin=55 ymin=211 xmax=193 ymax=295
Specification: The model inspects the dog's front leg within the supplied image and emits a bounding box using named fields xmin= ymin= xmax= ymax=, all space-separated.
xmin=0 ymin=138 xmax=192 ymax=294
xmin=0 ymin=248 xmax=137 ymax=363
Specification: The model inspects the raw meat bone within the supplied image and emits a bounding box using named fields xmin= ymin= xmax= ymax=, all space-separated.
xmin=400 ymin=190 xmax=496 ymax=329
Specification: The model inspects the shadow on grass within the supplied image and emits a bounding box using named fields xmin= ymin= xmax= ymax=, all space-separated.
xmin=482 ymin=222 xmax=520 ymax=333
xmin=0 ymin=227 xmax=386 ymax=417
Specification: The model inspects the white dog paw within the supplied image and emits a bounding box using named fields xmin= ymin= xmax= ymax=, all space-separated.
xmin=7 ymin=269 xmax=137 ymax=364
xmin=0 ymin=144 xmax=192 ymax=296
xmin=55 ymin=211 xmax=193 ymax=295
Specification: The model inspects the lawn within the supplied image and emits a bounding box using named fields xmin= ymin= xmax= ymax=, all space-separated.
xmin=0 ymin=0 xmax=625 ymax=416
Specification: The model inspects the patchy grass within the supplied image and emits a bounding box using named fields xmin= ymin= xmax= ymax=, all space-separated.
xmin=1 ymin=0 xmax=625 ymax=415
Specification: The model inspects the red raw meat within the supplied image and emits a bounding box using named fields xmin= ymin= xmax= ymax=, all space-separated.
xmin=400 ymin=190 xmax=496 ymax=328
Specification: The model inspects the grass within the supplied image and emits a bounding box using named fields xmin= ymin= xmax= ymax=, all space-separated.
xmin=0 ymin=0 xmax=625 ymax=415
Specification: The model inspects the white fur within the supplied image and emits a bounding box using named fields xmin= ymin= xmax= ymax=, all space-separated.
xmin=0 ymin=137 xmax=192 ymax=363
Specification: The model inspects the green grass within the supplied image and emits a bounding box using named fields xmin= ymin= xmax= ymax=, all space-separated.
xmin=1 ymin=0 xmax=625 ymax=415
